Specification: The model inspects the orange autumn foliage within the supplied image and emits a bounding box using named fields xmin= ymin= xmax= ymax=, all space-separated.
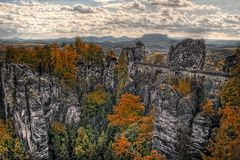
xmin=136 ymin=150 xmax=165 ymax=160
xmin=135 ymin=114 xmax=154 ymax=147
xmin=112 ymin=135 xmax=131 ymax=156
xmin=204 ymin=106 xmax=240 ymax=160
xmin=4 ymin=37 xmax=106 ymax=87
xmin=202 ymin=100 xmax=216 ymax=114
xmin=106 ymin=50 xmax=116 ymax=60
xmin=52 ymin=45 xmax=78 ymax=85
xmin=108 ymin=93 xmax=165 ymax=159
xmin=107 ymin=93 xmax=144 ymax=129
xmin=153 ymin=54 xmax=164 ymax=65
xmin=174 ymin=79 xmax=192 ymax=96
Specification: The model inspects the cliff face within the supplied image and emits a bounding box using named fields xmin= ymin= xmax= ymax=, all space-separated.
xmin=0 ymin=39 xmax=230 ymax=159
xmin=0 ymin=60 xmax=116 ymax=159
xmin=124 ymin=39 xmax=228 ymax=159
xmin=126 ymin=62 xmax=227 ymax=159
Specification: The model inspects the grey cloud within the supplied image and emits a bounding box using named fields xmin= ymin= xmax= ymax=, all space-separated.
xmin=130 ymin=0 xmax=146 ymax=10
xmin=150 ymin=0 xmax=190 ymax=7
xmin=73 ymin=4 xmax=104 ymax=13
xmin=0 ymin=0 xmax=239 ymax=39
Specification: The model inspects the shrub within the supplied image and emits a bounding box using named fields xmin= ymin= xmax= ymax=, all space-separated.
xmin=174 ymin=79 xmax=192 ymax=96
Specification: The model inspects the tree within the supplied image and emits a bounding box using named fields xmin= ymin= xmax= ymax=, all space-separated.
xmin=229 ymin=48 xmax=240 ymax=77
xmin=33 ymin=45 xmax=53 ymax=75
xmin=221 ymin=77 xmax=240 ymax=107
xmin=111 ymin=135 xmax=131 ymax=157
xmin=202 ymin=100 xmax=216 ymax=115
xmin=83 ymin=43 xmax=104 ymax=65
xmin=74 ymin=127 xmax=96 ymax=160
xmin=106 ymin=50 xmax=117 ymax=60
xmin=137 ymin=150 xmax=165 ymax=160
xmin=74 ymin=127 xmax=114 ymax=160
xmin=78 ymin=86 xmax=114 ymax=160
xmin=49 ymin=121 xmax=69 ymax=160
xmin=84 ymin=85 xmax=110 ymax=106
xmin=108 ymin=93 xmax=165 ymax=159
xmin=204 ymin=50 xmax=240 ymax=159
xmin=221 ymin=48 xmax=240 ymax=106
xmin=52 ymin=45 xmax=78 ymax=86
xmin=81 ymin=85 xmax=112 ymax=132
xmin=0 ymin=120 xmax=28 ymax=159
xmin=204 ymin=106 xmax=240 ymax=160
xmin=4 ymin=46 xmax=16 ymax=63
xmin=75 ymin=37 xmax=87 ymax=62
xmin=174 ymin=79 xmax=192 ymax=96
xmin=153 ymin=54 xmax=164 ymax=65
xmin=107 ymin=93 xmax=144 ymax=129
xmin=114 ymin=52 xmax=128 ymax=99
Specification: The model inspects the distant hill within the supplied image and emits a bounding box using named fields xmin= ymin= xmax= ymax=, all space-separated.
xmin=0 ymin=34 xmax=239 ymax=55
xmin=0 ymin=35 xmax=135 ymax=44
xmin=138 ymin=34 xmax=177 ymax=52
xmin=83 ymin=36 xmax=134 ymax=42
xmin=140 ymin=34 xmax=173 ymax=42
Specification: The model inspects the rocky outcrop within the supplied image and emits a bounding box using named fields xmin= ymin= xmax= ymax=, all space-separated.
xmin=121 ymin=41 xmax=147 ymax=63
xmin=153 ymin=84 xmax=181 ymax=159
xmin=168 ymin=39 xmax=206 ymax=70
xmin=0 ymin=38 xmax=230 ymax=160
xmin=1 ymin=64 xmax=50 ymax=159
xmin=0 ymin=59 xmax=116 ymax=159
xmin=126 ymin=39 xmax=228 ymax=160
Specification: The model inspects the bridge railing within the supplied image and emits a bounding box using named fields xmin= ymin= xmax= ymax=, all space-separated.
xmin=132 ymin=61 xmax=229 ymax=78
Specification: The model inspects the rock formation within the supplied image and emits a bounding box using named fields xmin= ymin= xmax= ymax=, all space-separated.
xmin=168 ymin=39 xmax=206 ymax=70
xmin=125 ymin=39 xmax=228 ymax=160
xmin=0 ymin=59 xmax=116 ymax=159
xmin=121 ymin=41 xmax=147 ymax=63
xmin=0 ymin=39 xmax=231 ymax=159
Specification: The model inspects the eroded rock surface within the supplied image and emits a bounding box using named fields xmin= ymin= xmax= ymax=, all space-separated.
xmin=0 ymin=59 xmax=116 ymax=159
xmin=126 ymin=39 xmax=228 ymax=160
xmin=168 ymin=39 xmax=206 ymax=70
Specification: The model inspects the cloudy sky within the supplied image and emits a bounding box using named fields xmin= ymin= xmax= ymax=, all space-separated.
xmin=0 ymin=0 xmax=239 ymax=40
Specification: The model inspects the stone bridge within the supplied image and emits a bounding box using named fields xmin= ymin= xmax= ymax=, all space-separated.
xmin=131 ymin=61 xmax=229 ymax=78
xmin=129 ymin=60 xmax=228 ymax=107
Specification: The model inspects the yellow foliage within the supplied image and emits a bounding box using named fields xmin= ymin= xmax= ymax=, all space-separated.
xmin=84 ymin=85 xmax=109 ymax=106
xmin=4 ymin=38 xmax=107 ymax=88
xmin=0 ymin=120 xmax=11 ymax=155
xmin=50 ymin=121 xmax=67 ymax=134
xmin=115 ymin=52 xmax=128 ymax=99
xmin=220 ymin=77 xmax=240 ymax=106
xmin=174 ymin=79 xmax=192 ymax=96
xmin=0 ymin=120 xmax=28 ymax=159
